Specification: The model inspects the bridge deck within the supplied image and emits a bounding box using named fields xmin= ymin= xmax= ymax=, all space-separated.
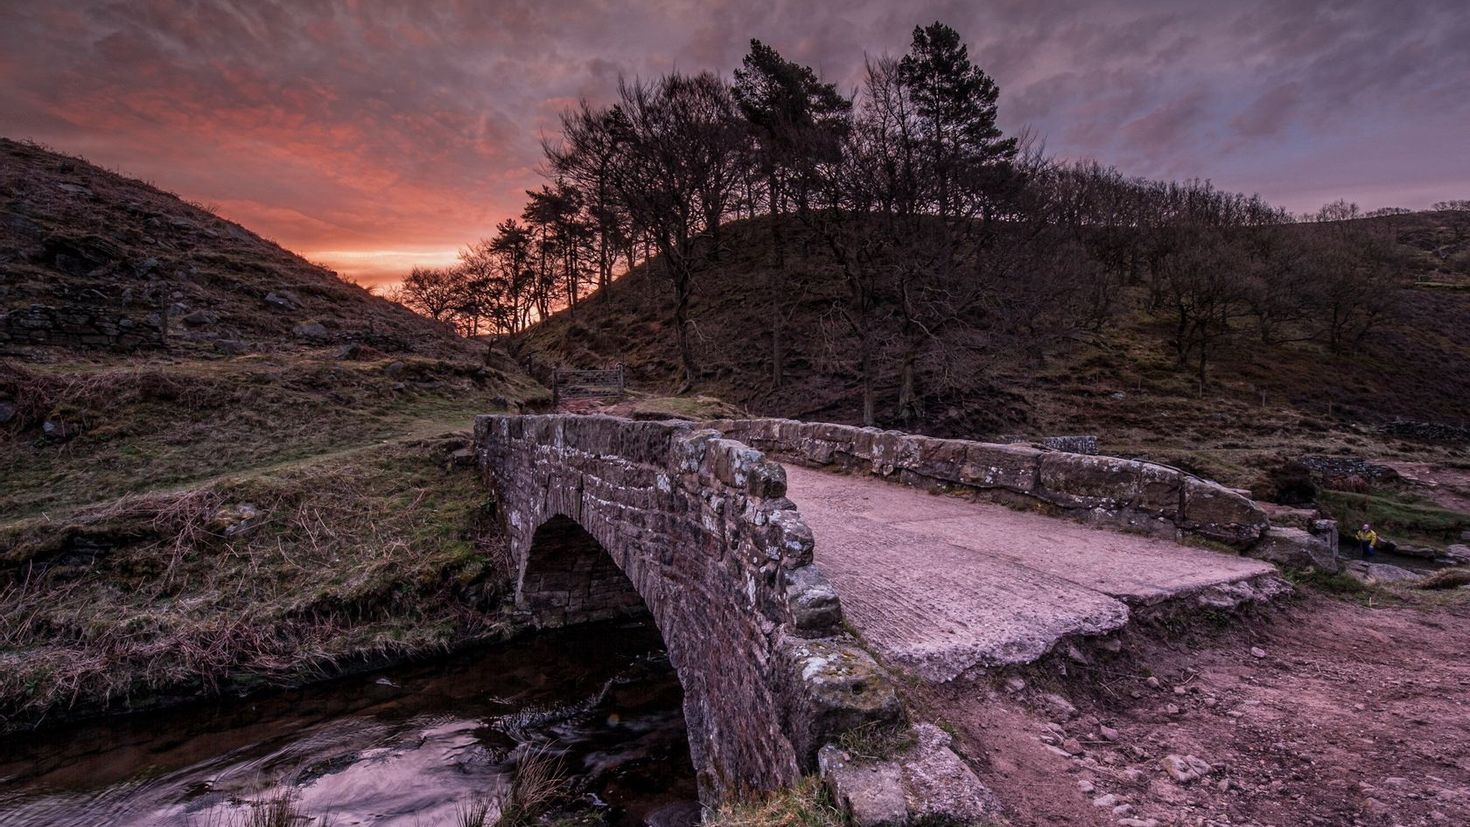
xmin=784 ymin=464 xmax=1276 ymax=683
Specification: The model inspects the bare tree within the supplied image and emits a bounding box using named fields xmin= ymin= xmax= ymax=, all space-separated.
xmin=603 ymin=72 xmax=747 ymax=391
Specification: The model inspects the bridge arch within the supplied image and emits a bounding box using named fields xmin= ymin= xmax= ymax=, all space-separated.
xmin=476 ymin=414 xmax=901 ymax=802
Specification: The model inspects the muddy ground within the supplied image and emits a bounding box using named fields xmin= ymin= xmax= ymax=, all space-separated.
xmin=921 ymin=591 xmax=1470 ymax=827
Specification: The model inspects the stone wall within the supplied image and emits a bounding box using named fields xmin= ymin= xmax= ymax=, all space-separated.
xmin=475 ymin=414 xmax=901 ymax=802
xmin=706 ymin=418 xmax=1269 ymax=548
xmin=0 ymin=303 xmax=164 ymax=351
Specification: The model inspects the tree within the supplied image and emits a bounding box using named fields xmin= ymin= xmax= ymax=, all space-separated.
xmin=396 ymin=266 xmax=463 ymax=327
xmin=897 ymin=21 xmax=1018 ymax=219
xmin=733 ymin=39 xmax=850 ymax=388
xmin=603 ymin=72 xmax=747 ymax=391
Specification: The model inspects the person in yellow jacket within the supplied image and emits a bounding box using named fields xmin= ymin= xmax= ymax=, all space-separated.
xmin=1354 ymin=523 xmax=1378 ymax=558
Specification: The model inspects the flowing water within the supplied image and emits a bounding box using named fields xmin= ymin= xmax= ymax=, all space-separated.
xmin=0 ymin=619 xmax=700 ymax=826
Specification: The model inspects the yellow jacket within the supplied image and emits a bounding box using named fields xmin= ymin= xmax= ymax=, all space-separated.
xmin=1355 ymin=529 xmax=1378 ymax=545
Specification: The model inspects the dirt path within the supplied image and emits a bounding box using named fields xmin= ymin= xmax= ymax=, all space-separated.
xmin=783 ymin=464 xmax=1277 ymax=682
xmin=920 ymin=595 xmax=1470 ymax=827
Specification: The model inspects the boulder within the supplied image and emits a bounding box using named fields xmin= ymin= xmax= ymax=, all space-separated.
xmin=1443 ymin=544 xmax=1470 ymax=564
xmin=1393 ymin=543 xmax=1441 ymax=560
xmin=292 ymin=321 xmax=329 ymax=341
xmin=264 ymin=290 xmax=300 ymax=310
xmin=818 ymin=746 xmax=908 ymax=827
xmin=1160 ymin=753 xmax=1212 ymax=784
xmin=42 ymin=418 xmax=79 ymax=441
xmin=1345 ymin=561 xmax=1423 ymax=585
xmin=1247 ymin=526 xmax=1341 ymax=573
xmin=181 ymin=309 xmax=219 ymax=327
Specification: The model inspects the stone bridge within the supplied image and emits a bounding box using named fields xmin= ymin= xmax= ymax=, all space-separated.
xmin=476 ymin=414 xmax=1316 ymax=809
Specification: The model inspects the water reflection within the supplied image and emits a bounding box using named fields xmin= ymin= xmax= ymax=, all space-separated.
xmin=0 ymin=619 xmax=699 ymax=826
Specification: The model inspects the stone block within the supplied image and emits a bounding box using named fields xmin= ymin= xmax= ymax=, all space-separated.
xmin=1180 ymin=476 xmax=1269 ymax=547
xmin=1246 ymin=526 xmax=1340 ymax=573
xmin=957 ymin=442 xmax=1041 ymax=491
xmin=1037 ymin=452 xmax=1142 ymax=509
xmin=818 ymin=746 xmax=908 ymax=827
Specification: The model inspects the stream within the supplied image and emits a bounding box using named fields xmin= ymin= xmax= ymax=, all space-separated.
xmin=0 ymin=619 xmax=700 ymax=826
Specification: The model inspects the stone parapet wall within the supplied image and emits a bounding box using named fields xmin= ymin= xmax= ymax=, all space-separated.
xmin=706 ymin=418 xmax=1270 ymax=548
xmin=475 ymin=414 xmax=901 ymax=801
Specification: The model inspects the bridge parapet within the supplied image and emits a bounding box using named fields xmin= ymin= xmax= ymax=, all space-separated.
xmin=707 ymin=418 xmax=1270 ymax=548
xmin=475 ymin=414 xmax=901 ymax=801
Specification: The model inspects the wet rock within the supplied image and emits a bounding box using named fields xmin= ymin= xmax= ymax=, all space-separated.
xmin=1160 ymin=753 xmax=1211 ymax=784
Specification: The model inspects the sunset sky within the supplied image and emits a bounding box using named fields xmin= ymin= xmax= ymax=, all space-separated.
xmin=3 ymin=0 xmax=1467 ymax=288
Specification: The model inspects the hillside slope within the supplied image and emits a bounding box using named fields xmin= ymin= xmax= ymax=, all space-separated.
xmin=521 ymin=214 xmax=1470 ymax=490
xmin=0 ymin=138 xmax=546 ymax=730
xmin=0 ymin=137 xmax=465 ymax=357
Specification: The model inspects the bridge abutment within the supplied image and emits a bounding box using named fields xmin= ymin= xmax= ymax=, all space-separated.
xmin=475 ymin=414 xmax=901 ymax=802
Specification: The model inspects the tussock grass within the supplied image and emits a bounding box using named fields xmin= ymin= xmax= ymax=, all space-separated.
xmin=835 ymin=721 xmax=916 ymax=762
xmin=0 ymin=434 xmax=516 ymax=731
xmin=1414 ymin=567 xmax=1470 ymax=590
xmin=456 ymin=747 xmax=568 ymax=827
xmin=705 ymin=777 xmax=844 ymax=827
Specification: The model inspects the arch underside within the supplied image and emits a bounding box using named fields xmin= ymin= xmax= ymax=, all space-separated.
xmin=521 ymin=514 xmax=646 ymax=627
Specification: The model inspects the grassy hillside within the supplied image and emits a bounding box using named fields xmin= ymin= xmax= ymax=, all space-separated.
xmin=521 ymin=213 xmax=1470 ymax=492
xmin=0 ymin=139 xmax=549 ymax=730
xmin=0 ymin=137 xmax=468 ymax=356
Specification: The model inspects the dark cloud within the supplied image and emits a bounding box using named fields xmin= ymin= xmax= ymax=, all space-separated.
xmin=1 ymin=0 xmax=1466 ymax=286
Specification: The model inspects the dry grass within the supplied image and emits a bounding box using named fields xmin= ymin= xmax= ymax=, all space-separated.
xmin=456 ymin=746 xmax=568 ymax=827
xmin=0 ymin=433 xmax=517 ymax=731
xmin=1414 ymin=567 xmax=1470 ymax=590
xmin=0 ymin=352 xmax=545 ymax=519
xmin=188 ymin=790 xmax=320 ymax=827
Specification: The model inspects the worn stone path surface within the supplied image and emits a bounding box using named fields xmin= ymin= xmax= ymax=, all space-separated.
xmin=784 ymin=464 xmax=1278 ymax=682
